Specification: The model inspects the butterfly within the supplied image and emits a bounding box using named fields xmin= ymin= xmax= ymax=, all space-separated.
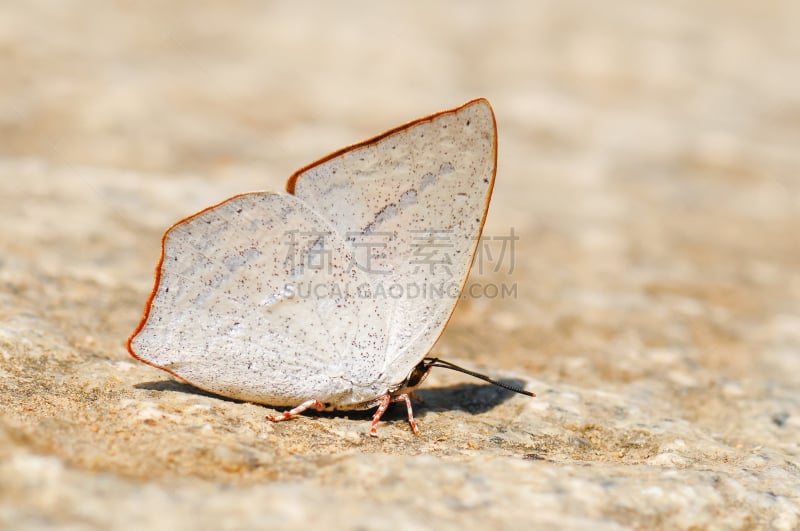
xmin=128 ymin=98 xmax=533 ymax=437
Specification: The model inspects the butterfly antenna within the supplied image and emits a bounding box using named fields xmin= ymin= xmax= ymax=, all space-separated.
xmin=423 ymin=358 xmax=536 ymax=397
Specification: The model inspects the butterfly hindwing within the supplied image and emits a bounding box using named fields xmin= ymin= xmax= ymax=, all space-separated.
xmin=129 ymin=192 xmax=389 ymax=405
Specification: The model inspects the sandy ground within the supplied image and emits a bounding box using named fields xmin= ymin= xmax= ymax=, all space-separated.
xmin=1 ymin=1 xmax=799 ymax=529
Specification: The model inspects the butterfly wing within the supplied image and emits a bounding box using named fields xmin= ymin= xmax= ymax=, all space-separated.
xmin=128 ymin=192 xmax=390 ymax=406
xmin=288 ymin=99 xmax=497 ymax=389
xmin=129 ymin=99 xmax=497 ymax=410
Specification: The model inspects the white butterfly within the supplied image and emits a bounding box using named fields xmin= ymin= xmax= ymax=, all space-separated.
xmin=128 ymin=98 xmax=533 ymax=437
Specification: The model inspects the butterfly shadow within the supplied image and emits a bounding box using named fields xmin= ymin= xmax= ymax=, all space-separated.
xmin=135 ymin=378 xmax=528 ymax=420
xmin=135 ymin=380 xmax=247 ymax=403
xmin=413 ymin=379 xmax=529 ymax=415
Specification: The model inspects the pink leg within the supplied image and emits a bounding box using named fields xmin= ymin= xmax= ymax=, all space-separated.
xmin=369 ymin=394 xmax=392 ymax=437
xmin=267 ymin=398 xmax=325 ymax=422
xmin=394 ymin=393 xmax=420 ymax=436
xmin=369 ymin=393 xmax=421 ymax=438
xmin=408 ymin=390 xmax=425 ymax=404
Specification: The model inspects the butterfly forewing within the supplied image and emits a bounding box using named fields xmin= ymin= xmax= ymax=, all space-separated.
xmin=288 ymin=99 xmax=497 ymax=387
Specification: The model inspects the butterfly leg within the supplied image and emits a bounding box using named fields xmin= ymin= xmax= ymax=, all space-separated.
xmin=394 ymin=393 xmax=420 ymax=436
xmin=369 ymin=394 xmax=392 ymax=437
xmin=267 ymin=398 xmax=325 ymax=422
xmin=409 ymin=390 xmax=425 ymax=404
xmin=369 ymin=393 xmax=420 ymax=437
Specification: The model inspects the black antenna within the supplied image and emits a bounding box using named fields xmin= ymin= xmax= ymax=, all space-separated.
xmin=423 ymin=357 xmax=536 ymax=397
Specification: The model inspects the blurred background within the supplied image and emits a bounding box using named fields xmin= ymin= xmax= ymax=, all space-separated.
xmin=1 ymin=1 xmax=798 ymax=528
xmin=3 ymin=0 xmax=796 ymax=377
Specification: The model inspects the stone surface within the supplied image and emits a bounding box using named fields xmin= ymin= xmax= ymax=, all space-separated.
xmin=1 ymin=1 xmax=799 ymax=529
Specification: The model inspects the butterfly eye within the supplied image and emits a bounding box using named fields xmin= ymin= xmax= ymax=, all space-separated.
xmin=404 ymin=360 xmax=433 ymax=389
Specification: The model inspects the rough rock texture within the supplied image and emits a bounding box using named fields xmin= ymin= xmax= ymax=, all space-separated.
xmin=1 ymin=1 xmax=798 ymax=529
